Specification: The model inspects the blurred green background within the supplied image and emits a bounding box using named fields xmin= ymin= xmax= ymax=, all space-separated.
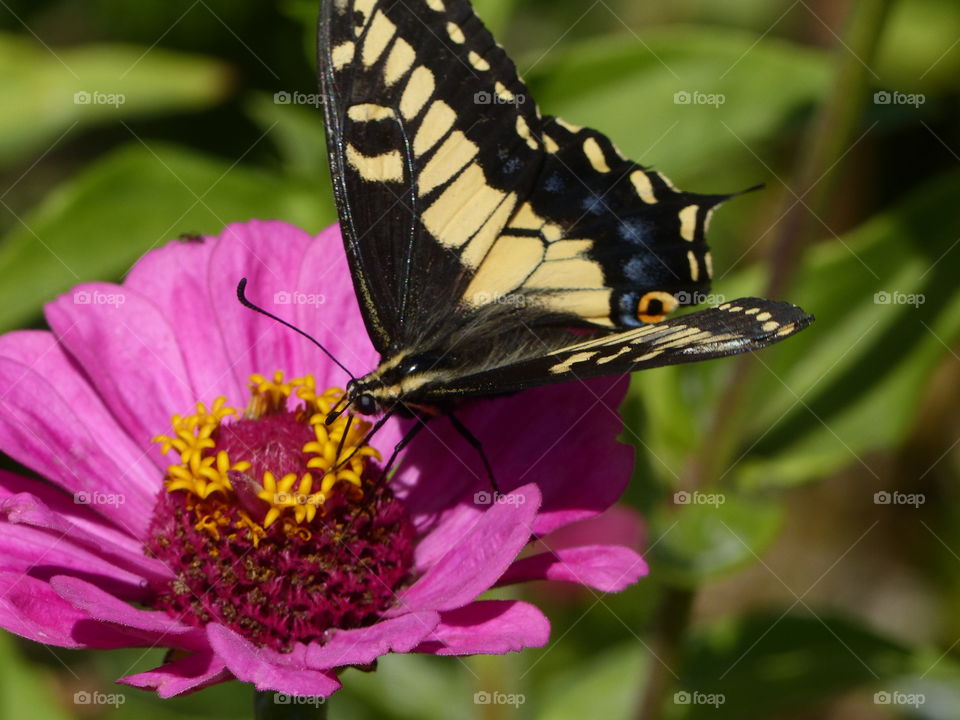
xmin=1 ymin=0 xmax=959 ymax=718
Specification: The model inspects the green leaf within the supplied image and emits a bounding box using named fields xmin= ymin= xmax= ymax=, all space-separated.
xmin=625 ymin=364 xmax=710 ymax=486
xmin=246 ymin=92 xmax=332 ymax=185
xmin=734 ymin=170 xmax=960 ymax=488
xmin=525 ymin=26 xmax=831 ymax=184
xmin=537 ymin=644 xmax=646 ymax=720
xmin=0 ymin=634 xmax=71 ymax=720
xmin=0 ymin=33 xmax=232 ymax=165
xmin=646 ymin=492 xmax=783 ymax=587
xmin=629 ymin=171 xmax=960 ymax=491
xmin=875 ymin=0 xmax=960 ymax=93
xmin=472 ymin=0 xmax=518 ymax=36
xmin=332 ymin=654 xmax=472 ymax=720
xmin=0 ymin=142 xmax=336 ymax=331
xmin=678 ymin=611 xmax=913 ymax=719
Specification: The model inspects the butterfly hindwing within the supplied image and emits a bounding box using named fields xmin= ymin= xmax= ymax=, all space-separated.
xmin=459 ymin=115 xmax=734 ymax=330
xmin=418 ymin=298 xmax=813 ymax=399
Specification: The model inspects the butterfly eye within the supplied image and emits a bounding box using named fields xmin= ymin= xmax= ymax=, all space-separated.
xmin=354 ymin=393 xmax=379 ymax=416
xmin=637 ymin=291 xmax=679 ymax=323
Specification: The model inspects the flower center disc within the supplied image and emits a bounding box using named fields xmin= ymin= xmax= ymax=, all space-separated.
xmin=145 ymin=373 xmax=415 ymax=652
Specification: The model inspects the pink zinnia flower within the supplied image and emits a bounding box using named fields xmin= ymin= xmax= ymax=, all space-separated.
xmin=0 ymin=220 xmax=645 ymax=698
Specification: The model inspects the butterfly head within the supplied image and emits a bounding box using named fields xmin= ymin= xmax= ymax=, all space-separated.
xmin=344 ymin=379 xmax=382 ymax=417
xmin=327 ymin=352 xmax=450 ymax=423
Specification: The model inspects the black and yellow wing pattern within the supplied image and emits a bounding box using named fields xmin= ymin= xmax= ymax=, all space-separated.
xmin=318 ymin=0 xmax=812 ymax=405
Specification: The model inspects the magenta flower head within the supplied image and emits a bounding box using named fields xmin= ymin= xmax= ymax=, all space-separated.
xmin=0 ymin=221 xmax=645 ymax=699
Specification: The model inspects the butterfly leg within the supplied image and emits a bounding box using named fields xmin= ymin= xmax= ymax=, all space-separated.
xmin=347 ymin=417 xmax=428 ymax=530
xmin=378 ymin=416 xmax=428 ymax=485
xmin=448 ymin=412 xmax=500 ymax=494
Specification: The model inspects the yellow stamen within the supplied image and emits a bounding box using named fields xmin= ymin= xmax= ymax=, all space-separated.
xmin=153 ymin=373 xmax=381 ymax=542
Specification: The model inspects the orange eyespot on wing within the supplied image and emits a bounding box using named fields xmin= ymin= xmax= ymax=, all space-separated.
xmin=637 ymin=291 xmax=679 ymax=323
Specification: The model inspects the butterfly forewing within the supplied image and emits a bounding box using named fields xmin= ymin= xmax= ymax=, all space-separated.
xmin=320 ymin=0 xmax=544 ymax=350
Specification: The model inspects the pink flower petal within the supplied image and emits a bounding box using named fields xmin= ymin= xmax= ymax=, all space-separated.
xmin=398 ymin=377 xmax=632 ymax=538
xmin=51 ymin=576 xmax=206 ymax=650
xmin=1 ymin=491 xmax=170 ymax=587
xmin=407 ymin=498 xmax=490 ymax=575
xmin=302 ymin=611 xmax=440 ymax=669
xmin=120 ymin=651 xmax=231 ymax=698
xmin=0 ymin=519 xmax=148 ymax=602
xmin=416 ymin=600 xmax=550 ymax=656
xmin=45 ymin=283 xmax=195 ymax=465
xmin=125 ymin=236 xmax=244 ymax=403
xmin=0 ymin=469 xmax=146 ymax=553
xmin=498 ymin=506 xmax=648 ymax=592
xmin=497 ymin=546 xmax=647 ymax=592
xmin=0 ymin=330 xmax=160 ymax=487
xmin=294 ymin=225 xmax=380 ymax=388
xmin=391 ymin=484 xmax=540 ymax=614
xmin=0 ymin=571 xmax=144 ymax=649
xmin=533 ymin=504 xmax=646 ymax=552
xmin=293 ymin=225 xmax=406 ymax=452
xmin=0 ymin=356 xmax=154 ymax=536
xmin=206 ymin=624 xmax=341 ymax=696
xmin=207 ymin=220 xmax=321 ymax=383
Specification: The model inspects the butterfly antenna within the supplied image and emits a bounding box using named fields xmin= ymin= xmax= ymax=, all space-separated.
xmin=236 ymin=278 xmax=356 ymax=381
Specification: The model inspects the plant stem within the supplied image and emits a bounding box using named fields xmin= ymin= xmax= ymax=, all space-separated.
xmin=636 ymin=1 xmax=896 ymax=718
xmin=767 ymin=0 xmax=896 ymax=297
xmin=635 ymin=587 xmax=694 ymax=720
xmin=253 ymin=690 xmax=329 ymax=720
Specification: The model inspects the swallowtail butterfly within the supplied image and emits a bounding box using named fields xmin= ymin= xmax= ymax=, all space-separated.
xmin=309 ymin=0 xmax=813 ymax=469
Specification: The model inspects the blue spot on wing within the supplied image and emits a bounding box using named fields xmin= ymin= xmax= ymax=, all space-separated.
xmin=582 ymin=194 xmax=605 ymax=215
xmin=618 ymin=292 xmax=642 ymax=328
xmin=620 ymin=220 xmax=652 ymax=245
xmin=625 ymin=255 xmax=660 ymax=283
xmin=544 ymin=174 xmax=565 ymax=193
xmin=502 ymin=157 xmax=522 ymax=174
